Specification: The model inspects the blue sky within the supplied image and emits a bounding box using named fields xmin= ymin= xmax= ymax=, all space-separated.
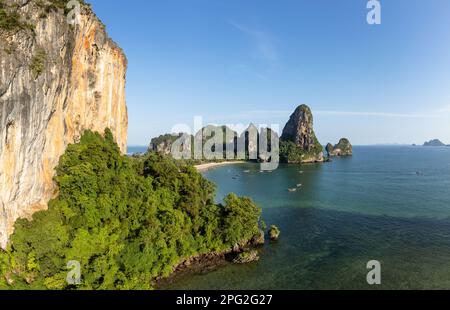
xmin=90 ymin=0 xmax=450 ymax=146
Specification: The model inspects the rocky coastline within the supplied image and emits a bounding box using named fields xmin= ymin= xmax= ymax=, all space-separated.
xmin=155 ymin=232 xmax=265 ymax=288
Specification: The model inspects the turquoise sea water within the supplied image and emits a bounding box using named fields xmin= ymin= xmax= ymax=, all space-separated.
xmin=127 ymin=146 xmax=147 ymax=155
xmin=165 ymin=146 xmax=450 ymax=289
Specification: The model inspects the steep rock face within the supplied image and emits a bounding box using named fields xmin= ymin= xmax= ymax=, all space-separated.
xmin=240 ymin=123 xmax=259 ymax=160
xmin=149 ymin=134 xmax=183 ymax=155
xmin=325 ymin=143 xmax=334 ymax=156
xmin=0 ymin=0 xmax=128 ymax=248
xmin=194 ymin=125 xmax=237 ymax=159
xmin=280 ymin=105 xmax=323 ymax=163
xmin=149 ymin=124 xmax=278 ymax=162
xmin=326 ymin=138 xmax=352 ymax=157
xmin=240 ymin=125 xmax=278 ymax=162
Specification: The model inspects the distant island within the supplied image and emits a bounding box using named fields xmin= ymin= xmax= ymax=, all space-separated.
xmin=326 ymin=139 xmax=353 ymax=157
xmin=423 ymin=139 xmax=446 ymax=147
xmin=149 ymin=104 xmax=352 ymax=164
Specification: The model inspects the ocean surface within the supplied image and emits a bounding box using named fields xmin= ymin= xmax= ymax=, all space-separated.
xmin=127 ymin=146 xmax=147 ymax=155
xmin=164 ymin=146 xmax=450 ymax=289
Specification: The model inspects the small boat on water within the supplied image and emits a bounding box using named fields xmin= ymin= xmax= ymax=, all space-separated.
xmin=296 ymin=184 xmax=302 ymax=187
xmin=244 ymin=170 xmax=251 ymax=173
xmin=288 ymin=188 xmax=297 ymax=192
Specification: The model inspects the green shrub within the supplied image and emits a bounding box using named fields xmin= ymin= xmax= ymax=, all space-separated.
xmin=30 ymin=48 xmax=47 ymax=78
xmin=0 ymin=1 xmax=21 ymax=31
xmin=280 ymin=140 xmax=323 ymax=163
xmin=0 ymin=0 xmax=35 ymax=31
xmin=36 ymin=0 xmax=86 ymax=10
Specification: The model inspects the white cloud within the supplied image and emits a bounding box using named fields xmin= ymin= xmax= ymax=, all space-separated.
xmin=435 ymin=105 xmax=450 ymax=113
xmin=229 ymin=21 xmax=278 ymax=63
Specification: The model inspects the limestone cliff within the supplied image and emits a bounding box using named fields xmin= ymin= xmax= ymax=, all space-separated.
xmin=240 ymin=123 xmax=259 ymax=160
xmin=280 ymin=105 xmax=323 ymax=163
xmin=326 ymin=138 xmax=353 ymax=157
xmin=149 ymin=132 xmax=194 ymax=160
xmin=0 ymin=0 xmax=128 ymax=248
xmin=149 ymin=134 xmax=185 ymax=155
xmin=149 ymin=124 xmax=275 ymax=161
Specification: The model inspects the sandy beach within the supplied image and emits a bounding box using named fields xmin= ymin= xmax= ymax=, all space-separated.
xmin=195 ymin=161 xmax=245 ymax=172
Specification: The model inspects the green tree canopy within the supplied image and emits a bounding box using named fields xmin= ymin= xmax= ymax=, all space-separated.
xmin=0 ymin=129 xmax=262 ymax=290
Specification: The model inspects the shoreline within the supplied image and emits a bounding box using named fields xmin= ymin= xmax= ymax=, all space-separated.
xmin=155 ymin=236 xmax=264 ymax=289
xmin=195 ymin=161 xmax=246 ymax=172
xmin=155 ymin=249 xmax=234 ymax=289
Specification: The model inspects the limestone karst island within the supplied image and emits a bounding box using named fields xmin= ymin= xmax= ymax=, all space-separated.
xmin=1 ymin=0 xmax=450 ymax=298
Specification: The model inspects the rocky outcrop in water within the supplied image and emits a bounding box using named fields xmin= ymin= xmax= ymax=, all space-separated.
xmin=423 ymin=139 xmax=446 ymax=147
xmin=268 ymin=225 xmax=280 ymax=241
xmin=326 ymin=138 xmax=353 ymax=157
xmin=233 ymin=250 xmax=259 ymax=264
xmin=0 ymin=0 xmax=128 ymax=248
xmin=280 ymin=105 xmax=323 ymax=163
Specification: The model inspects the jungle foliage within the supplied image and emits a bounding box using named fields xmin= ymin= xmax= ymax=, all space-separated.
xmin=0 ymin=129 xmax=262 ymax=290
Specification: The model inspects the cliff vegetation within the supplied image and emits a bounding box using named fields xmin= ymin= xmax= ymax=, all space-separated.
xmin=0 ymin=0 xmax=128 ymax=248
xmin=326 ymin=138 xmax=353 ymax=157
xmin=0 ymin=0 xmax=32 ymax=31
xmin=0 ymin=130 xmax=263 ymax=289
xmin=279 ymin=105 xmax=324 ymax=163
